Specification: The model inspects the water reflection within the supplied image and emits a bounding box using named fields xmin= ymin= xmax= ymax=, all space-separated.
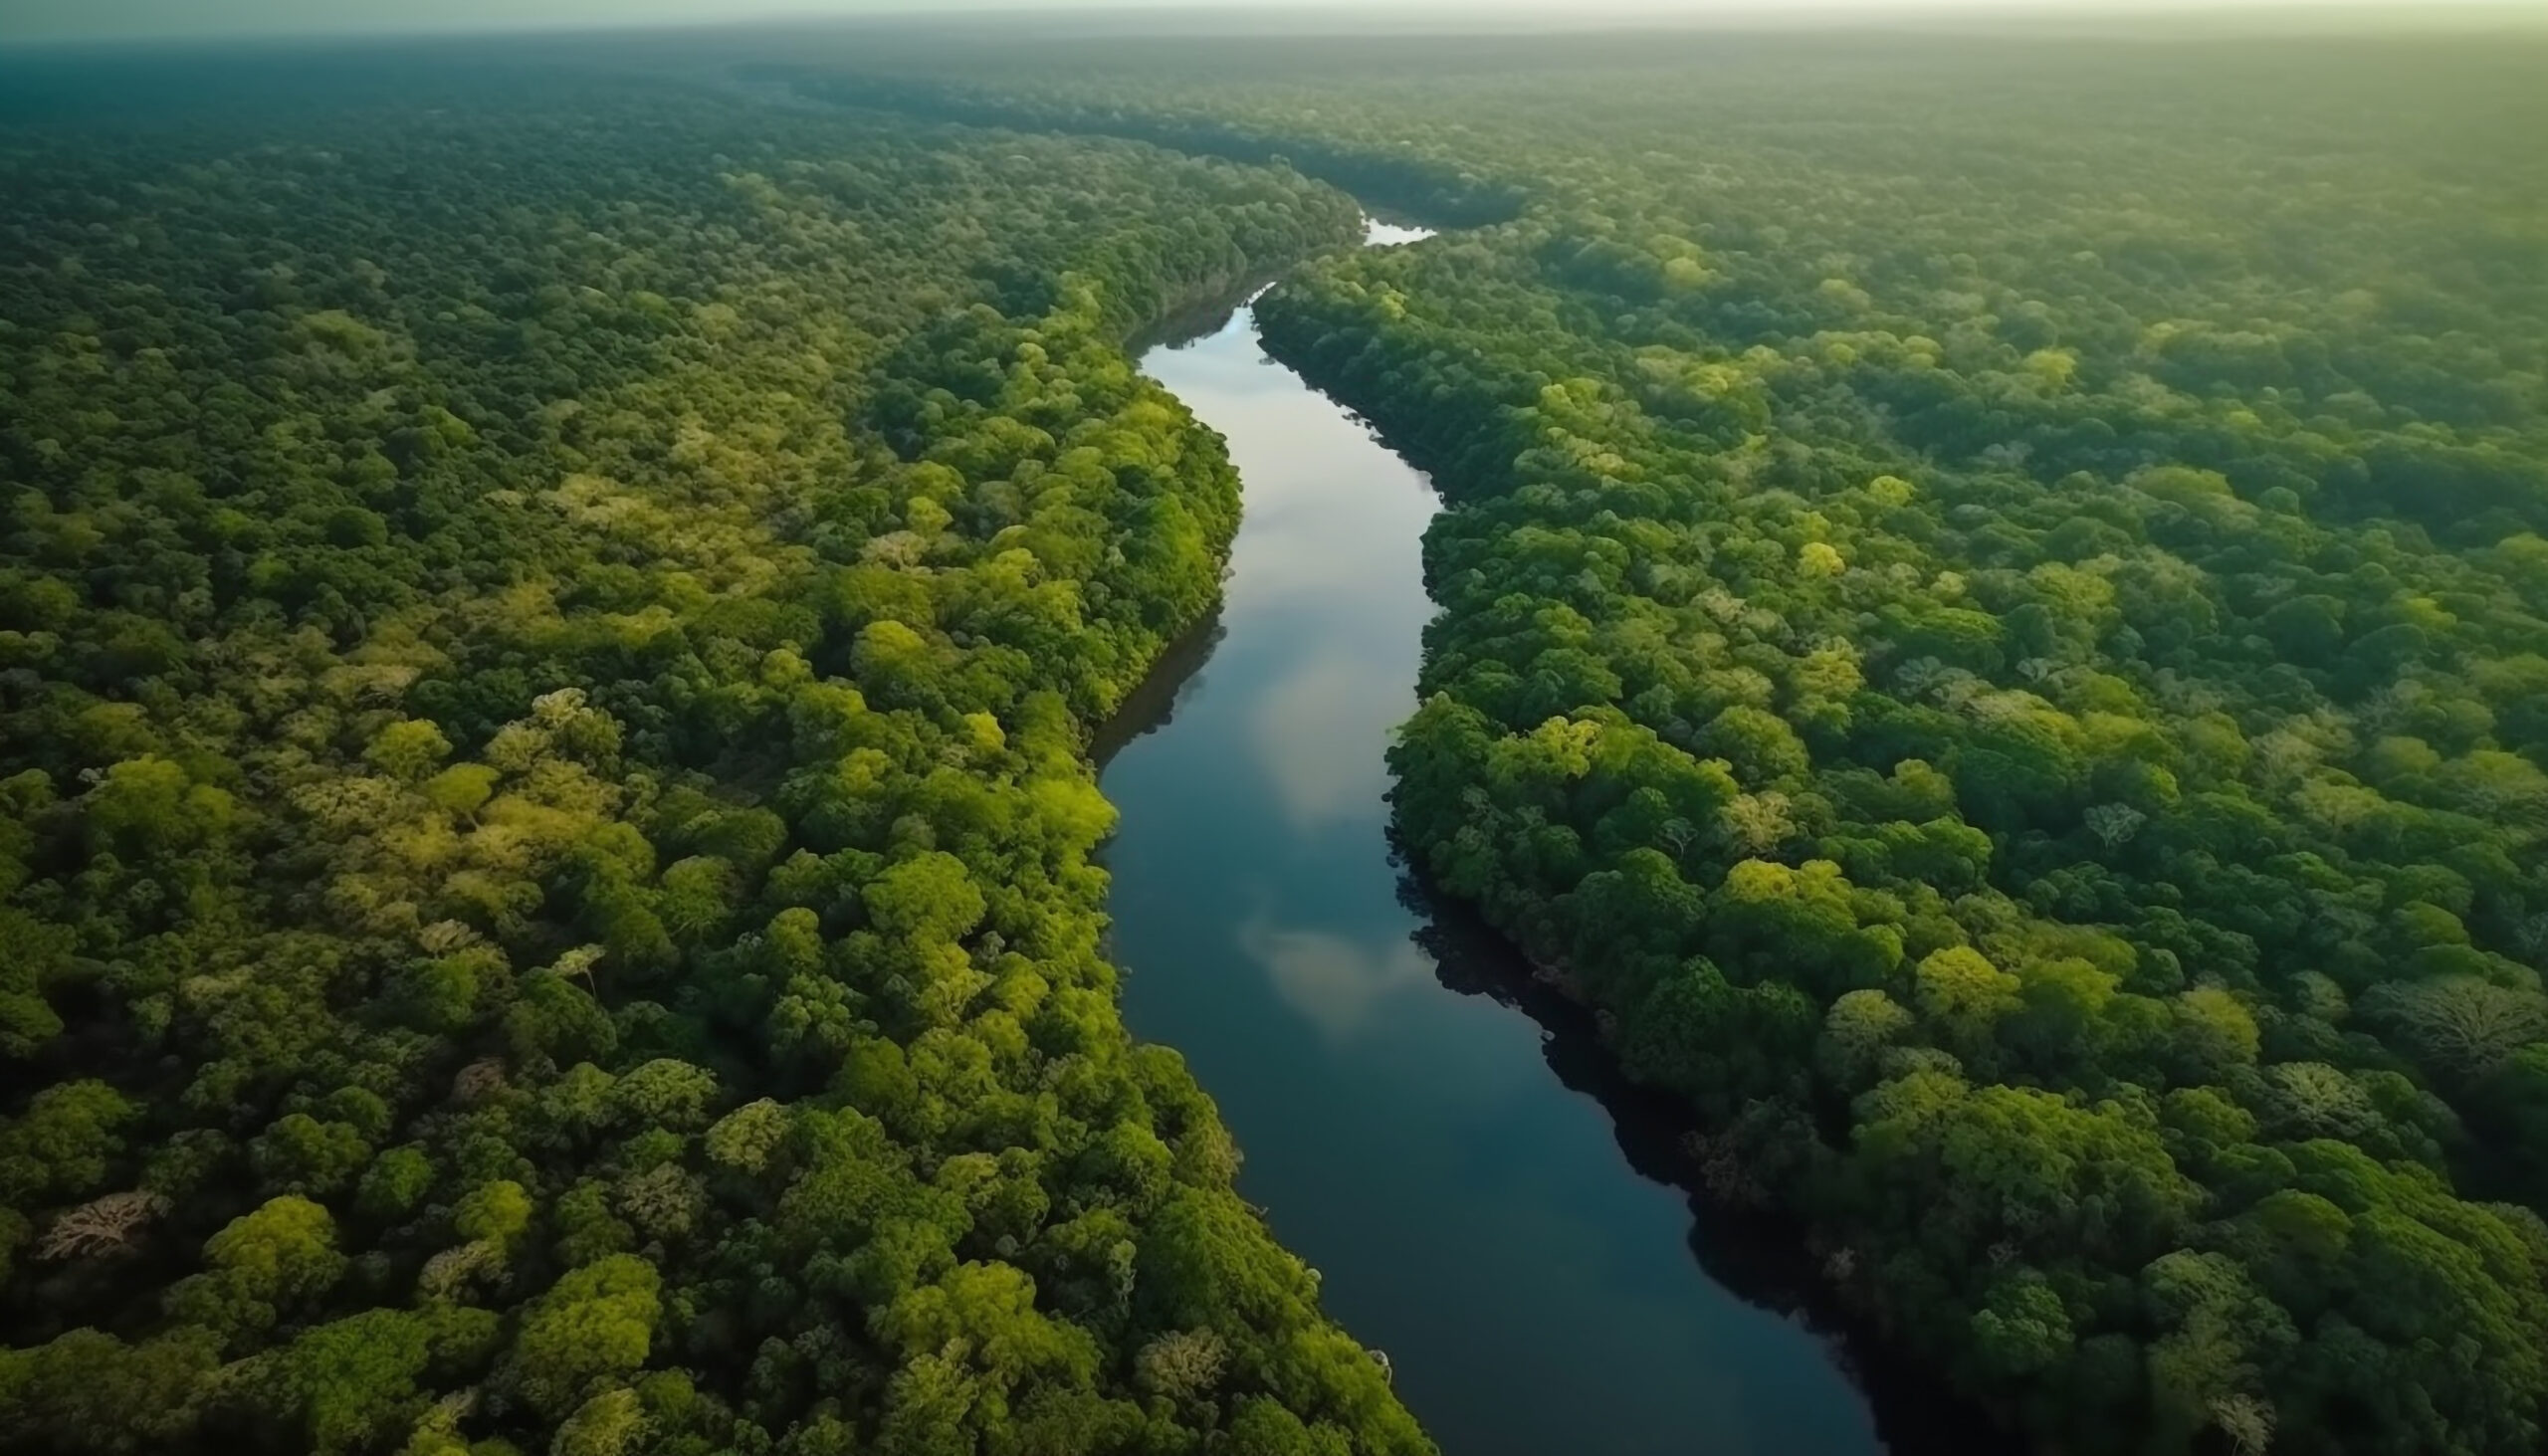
xmin=1249 ymin=648 xmax=1401 ymax=830
xmin=1100 ymin=230 xmax=1904 ymax=1456
xmin=1091 ymin=605 xmax=1223 ymax=769
xmin=1239 ymin=911 xmax=1434 ymax=1043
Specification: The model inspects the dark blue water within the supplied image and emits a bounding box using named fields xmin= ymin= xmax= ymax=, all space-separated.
xmin=1100 ymin=221 xmax=1890 ymax=1456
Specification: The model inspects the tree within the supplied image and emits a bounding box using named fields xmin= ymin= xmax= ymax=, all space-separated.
xmin=0 ymin=1327 xmax=221 ymax=1454
xmin=0 ymin=1080 xmax=138 ymax=1205
xmin=250 ymin=1114 xmax=371 ymax=1197
xmin=502 ymin=1255 xmax=662 ymax=1420
xmin=1912 ymin=945 xmax=2019 ymax=1052
xmin=864 ymin=852 xmax=988 ymax=947
xmin=605 ymin=1059 xmax=721 ymax=1133
xmin=245 ymin=1306 xmax=500 ymax=1455
xmin=1969 ymin=1274 xmax=2073 ymax=1381
xmin=1818 ymin=988 xmax=1916 ymax=1089
xmin=552 ymin=1388 xmax=648 ymax=1456
xmin=704 ymin=1099 xmax=790 ymax=1175
xmin=80 ymin=756 xmax=235 ymax=856
xmin=366 ymin=720 xmax=454 ymax=781
xmin=205 ymin=1195 xmax=346 ymax=1304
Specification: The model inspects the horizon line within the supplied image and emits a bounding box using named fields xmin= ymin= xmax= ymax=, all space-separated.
xmin=6 ymin=2 xmax=2547 ymax=52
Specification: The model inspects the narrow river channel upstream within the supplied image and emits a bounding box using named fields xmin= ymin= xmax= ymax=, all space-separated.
xmin=1098 ymin=218 xmax=1892 ymax=1456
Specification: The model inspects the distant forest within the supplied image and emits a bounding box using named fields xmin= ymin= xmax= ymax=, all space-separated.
xmin=4 ymin=22 xmax=2548 ymax=1456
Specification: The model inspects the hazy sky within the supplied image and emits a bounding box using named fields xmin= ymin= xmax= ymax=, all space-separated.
xmin=5 ymin=0 xmax=2533 ymax=46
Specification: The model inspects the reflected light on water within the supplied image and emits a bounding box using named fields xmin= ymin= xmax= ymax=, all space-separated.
xmin=1248 ymin=647 xmax=1401 ymax=830
xmin=1239 ymin=912 xmax=1436 ymax=1043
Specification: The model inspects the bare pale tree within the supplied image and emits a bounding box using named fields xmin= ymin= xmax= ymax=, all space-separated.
xmin=1718 ymin=790 xmax=1794 ymax=855
xmin=39 ymin=1190 xmax=168 ymax=1261
xmin=550 ymin=943 xmax=605 ymax=994
xmin=1657 ymin=817 xmax=1699 ymax=858
xmin=418 ymin=1239 xmax=501 ymax=1301
xmin=2212 ymin=1392 xmax=2277 ymax=1456
xmin=1136 ymin=1329 xmax=1229 ymax=1401
xmin=417 ymin=919 xmax=483 ymax=954
xmin=2369 ymin=976 xmax=2548 ymax=1080
xmin=2259 ymin=1061 xmax=2381 ymax=1142
xmin=452 ymin=1057 xmax=510 ymax=1106
xmin=2085 ymin=802 xmax=2147 ymax=849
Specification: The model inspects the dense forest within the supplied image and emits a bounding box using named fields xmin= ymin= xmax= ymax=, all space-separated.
xmin=0 ymin=55 xmax=1433 ymax=1456
xmin=10 ymin=22 xmax=2548 ymax=1456
xmin=774 ymin=28 xmax=2548 ymax=1456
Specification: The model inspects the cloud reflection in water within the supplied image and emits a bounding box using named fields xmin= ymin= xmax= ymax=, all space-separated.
xmin=1246 ymin=646 xmax=1400 ymax=831
xmin=1238 ymin=911 xmax=1435 ymax=1043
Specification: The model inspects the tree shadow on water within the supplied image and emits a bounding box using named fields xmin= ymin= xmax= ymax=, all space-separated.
xmin=1394 ymin=850 xmax=2028 ymax=1456
xmin=1091 ymin=605 xmax=1227 ymax=771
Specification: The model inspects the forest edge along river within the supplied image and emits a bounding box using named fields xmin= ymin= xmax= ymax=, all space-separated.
xmin=1098 ymin=215 xmax=1997 ymax=1456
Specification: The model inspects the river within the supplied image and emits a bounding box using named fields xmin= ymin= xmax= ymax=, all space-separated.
xmin=1098 ymin=217 xmax=1895 ymax=1456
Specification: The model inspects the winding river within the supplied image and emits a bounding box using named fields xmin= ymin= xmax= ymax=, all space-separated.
xmin=1099 ymin=219 xmax=1897 ymax=1456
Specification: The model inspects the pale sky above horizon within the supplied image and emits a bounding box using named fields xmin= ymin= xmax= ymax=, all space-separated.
xmin=4 ymin=0 xmax=2537 ymax=46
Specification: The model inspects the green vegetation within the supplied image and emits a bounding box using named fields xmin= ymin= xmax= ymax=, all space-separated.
xmin=795 ymin=29 xmax=2548 ymax=1456
xmin=13 ymin=24 xmax=2548 ymax=1456
xmin=0 ymin=56 xmax=1429 ymax=1456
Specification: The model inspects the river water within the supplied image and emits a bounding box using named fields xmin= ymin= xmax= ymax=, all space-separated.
xmin=1099 ymin=219 xmax=1893 ymax=1456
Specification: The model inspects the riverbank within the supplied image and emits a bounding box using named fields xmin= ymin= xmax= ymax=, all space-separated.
xmin=1101 ymin=222 xmax=1897 ymax=1456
